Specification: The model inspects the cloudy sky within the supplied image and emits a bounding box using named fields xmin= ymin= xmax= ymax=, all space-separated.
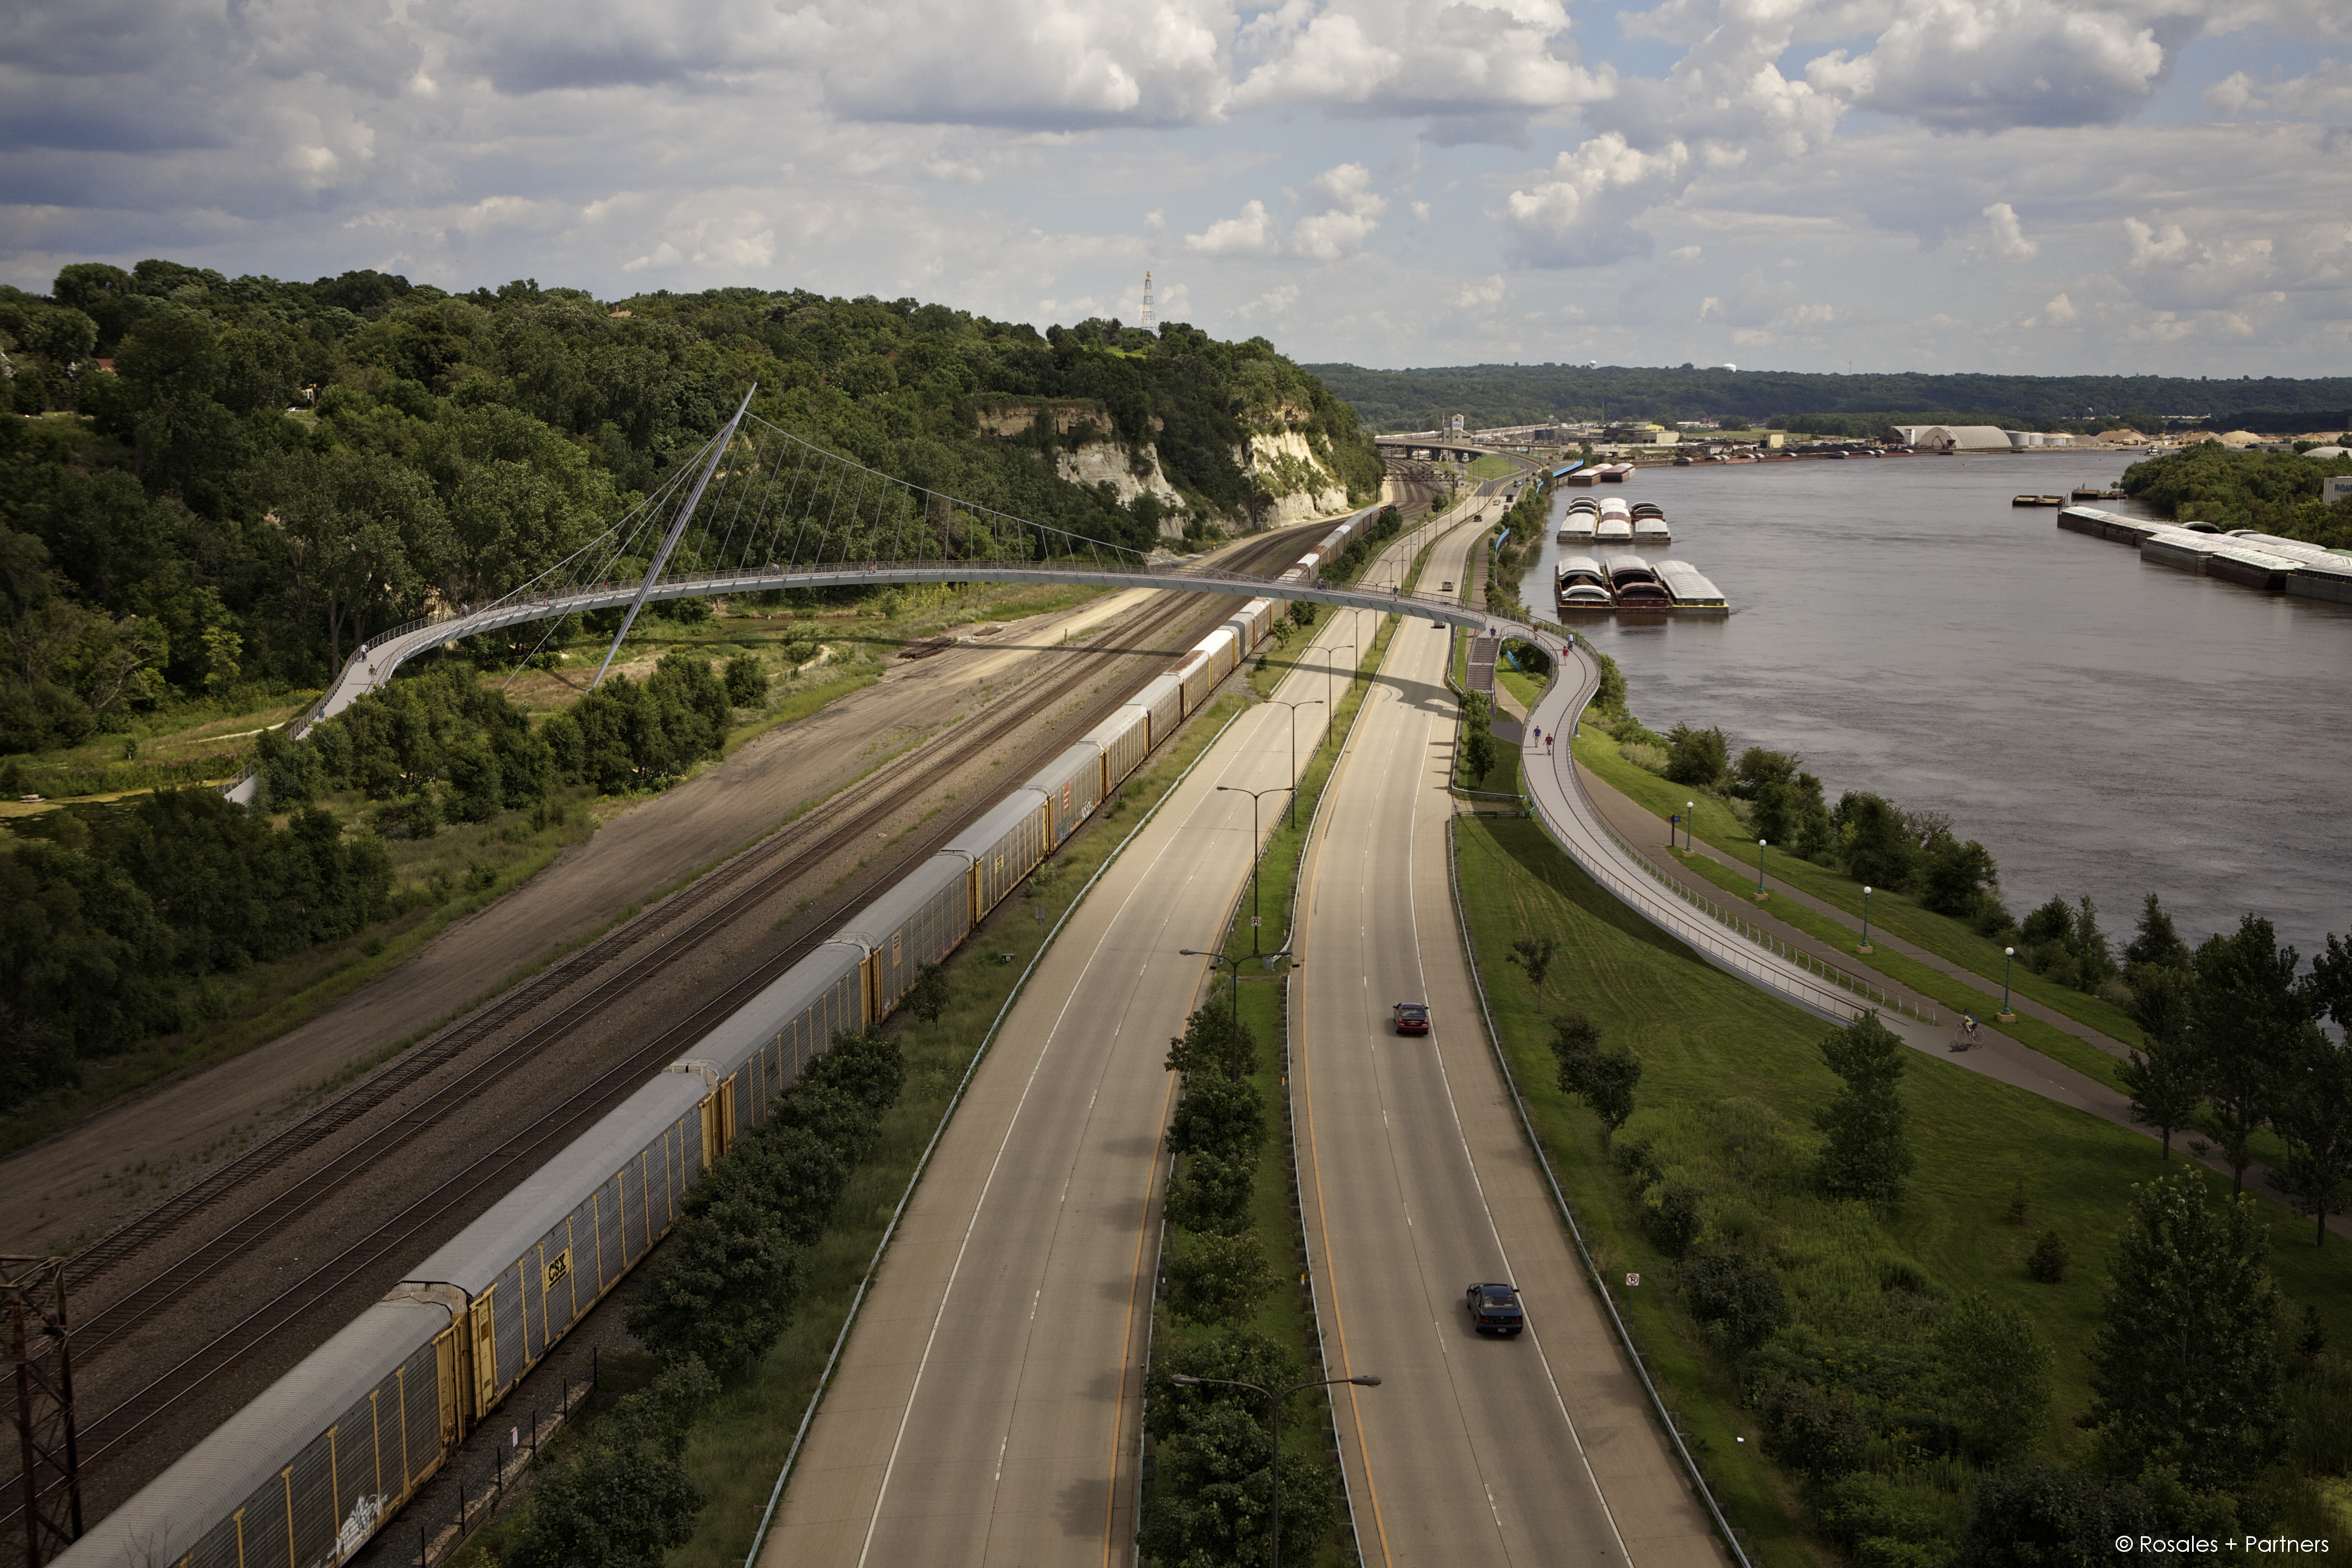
xmin=7 ymin=0 xmax=2350 ymax=374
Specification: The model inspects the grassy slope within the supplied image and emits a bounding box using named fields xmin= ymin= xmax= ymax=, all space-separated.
xmin=1452 ymin=814 xmax=2352 ymax=1563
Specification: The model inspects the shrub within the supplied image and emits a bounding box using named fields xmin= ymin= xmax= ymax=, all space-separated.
xmin=1644 ymin=1181 xmax=1704 ymax=1257
xmin=1663 ymin=722 xmax=1728 ymax=787
xmin=2027 ymin=1228 xmax=2070 ymax=1283
xmin=1682 ymin=1246 xmax=1788 ymax=1362
xmin=1758 ymin=1376 xmax=1870 ymax=1477
xmin=723 ymin=653 xmax=768 ymax=706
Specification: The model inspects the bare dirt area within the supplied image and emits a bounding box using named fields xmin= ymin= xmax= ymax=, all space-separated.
xmin=0 ymin=591 xmax=1143 ymax=1261
xmin=0 ymin=523 xmax=1327 ymax=1541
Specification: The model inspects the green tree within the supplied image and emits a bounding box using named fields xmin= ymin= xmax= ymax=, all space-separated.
xmin=2120 ymin=961 xmax=2202 ymax=1160
xmin=503 ymin=1360 xmax=716 ymax=1568
xmin=904 ymin=960 xmax=951 ymax=1025
xmin=1139 ymin=1399 xmax=1335 ymax=1568
xmin=1833 ymin=792 xmax=1915 ymax=888
xmin=1166 ymin=1001 xmax=1255 ymax=1079
xmin=1505 ymin=935 xmax=1556 ymax=989
xmin=724 ymin=652 xmax=768 ymax=706
xmin=2083 ymin=1171 xmax=2286 ymax=1501
xmin=625 ymin=1195 xmax=802 ymax=1370
xmin=2124 ymin=892 xmax=2193 ymax=973
xmin=1662 ymin=721 xmax=1728 ymax=787
xmin=1167 ymin=1231 xmax=1277 ymax=1326
xmin=1170 ymin=1071 xmax=1268 ymax=1163
xmin=1935 ymin=1292 xmax=2053 ymax=1462
xmin=2270 ymin=1027 xmax=2352 ymax=1246
xmin=1814 ymin=1013 xmax=1912 ymax=1202
xmin=2189 ymin=915 xmax=2309 ymax=1195
xmin=1166 ymin=1148 xmax=1255 ymax=1237
xmin=1955 ymin=1462 xmax=2147 ymax=1568
xmin=1917 ymin=837 xmax=1999 ymax=918
xmin=1550 ymin=1011 xmax=1639 ymax=1148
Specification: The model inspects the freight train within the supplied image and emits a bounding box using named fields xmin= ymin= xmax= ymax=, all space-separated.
xmin=56 ymin=516 xmax=1368 ymax=1568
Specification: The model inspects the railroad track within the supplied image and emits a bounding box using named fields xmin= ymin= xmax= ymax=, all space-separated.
xmin=4 ymin=524 xmax=1314 ymax=1538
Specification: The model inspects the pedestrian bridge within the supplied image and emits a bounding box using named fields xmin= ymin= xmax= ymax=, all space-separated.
xmin=225 ymin=556 xmax=1529 ymax=803
xmin=223 ymin=387 xmax=1543 ymax=802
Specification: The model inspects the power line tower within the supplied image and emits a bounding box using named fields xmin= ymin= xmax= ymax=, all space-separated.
xmin=2 ymin=1259 xmax=80 ymax=1566
xmin=1141 ymin=271 xmax=1153 ymax=331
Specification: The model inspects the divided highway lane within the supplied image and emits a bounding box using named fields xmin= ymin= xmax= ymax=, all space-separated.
xmin=759 ymin=511 xmax=1445 ymax=1567
xmin=1294 ymin=519 xmax=1727 ymax=1567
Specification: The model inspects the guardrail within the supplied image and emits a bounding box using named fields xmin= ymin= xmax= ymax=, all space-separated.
xmin=1445 ymin=822 xmax=1755 ymax=1568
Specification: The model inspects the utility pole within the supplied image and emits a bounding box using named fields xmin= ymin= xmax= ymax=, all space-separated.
xmin=3 ymin=1258 xmax=81 ymax=1566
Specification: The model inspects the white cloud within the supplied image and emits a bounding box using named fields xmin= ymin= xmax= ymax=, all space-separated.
xmin=1185 ymin=198 xmax=1282 ymax=256
xmin=1982 ymin=201 xmax=2037 ymax=259
xmin=2204 ymin=60 xmax=2352 ymax=117
xmin=1502 ymin=134 xmax=1690 ymax=269
xmin=1231 ymin=0 xmax=1611 ymax=131
xmin=1806 ymin=0 xmax=2173 ymax=132
xmin=2042 ymin=292 xmax=2077 ymax=323
xmin=1290 ymin=161 xmax=1386 ymax=260
xmin=1454 ymin=275 xmax=1505 ymax=309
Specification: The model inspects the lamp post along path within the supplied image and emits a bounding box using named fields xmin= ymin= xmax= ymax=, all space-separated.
xmin=1999 ymin=947 xmax=2018 ymax=1022
xmin=1858 ymin=885 xmax=1875 ymax=954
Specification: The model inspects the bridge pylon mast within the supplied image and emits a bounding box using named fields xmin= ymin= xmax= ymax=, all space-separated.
xmin=592 ymin=383 xmax=758 ymax=688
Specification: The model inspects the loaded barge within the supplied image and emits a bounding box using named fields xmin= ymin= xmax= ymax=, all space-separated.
xmin=2057 ymin=506 xmax=2352 ymax=605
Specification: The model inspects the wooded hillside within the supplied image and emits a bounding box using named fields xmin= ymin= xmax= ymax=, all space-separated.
xmin=0 ymin=262 xmax=1380 ymax=753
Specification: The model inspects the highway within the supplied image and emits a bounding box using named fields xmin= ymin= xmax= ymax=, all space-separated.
xmin=758 ymin=506 xmax=1449 ymax=1566
xmin=1292 ymin=514 xmax=1728 ymax=1566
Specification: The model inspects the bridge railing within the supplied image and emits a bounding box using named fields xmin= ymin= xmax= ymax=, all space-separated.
xmin=1558 ymin=761 xmax=1937 ymax=1026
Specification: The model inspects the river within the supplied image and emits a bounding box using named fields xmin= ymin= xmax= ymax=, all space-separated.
xmin=1514 ymin=453 xmax=2351 ymax=962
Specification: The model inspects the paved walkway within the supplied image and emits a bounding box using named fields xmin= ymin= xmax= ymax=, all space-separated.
xmin=1515 ymin=677 xmax=2348 ymax=1238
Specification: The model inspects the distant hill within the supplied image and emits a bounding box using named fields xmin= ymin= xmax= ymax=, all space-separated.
xmin=1302 ymin=361 xmax=2352 ymax=436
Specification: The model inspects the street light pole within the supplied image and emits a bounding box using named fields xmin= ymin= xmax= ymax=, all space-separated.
xmin=1180 ymin=947 xmax=1291 ymax=1074
xmin=1755 ymin=838 xmax=1768 ymax=901
xmin=1216 ymin=786 xmax=1292 ymax=953
xmin=1685 ymin=801 xmax=1695 ymax=852
xmin=1999 ymin=946 xmax=2018 ymax=1022
xmin=1168 ymin=1372 xmax=1382 ymax=1568
xmin=1265 ymin=699 xmax=1324 ymax=827
xmin=1328 ymin=638 xmax=1356 ymax=722
xmin=1859 ymin=885 xmax=1874 ymax=954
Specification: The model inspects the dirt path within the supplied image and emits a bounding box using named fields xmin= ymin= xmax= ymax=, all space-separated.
xmin=0 ymin=589 xmax=1167 ymax=1257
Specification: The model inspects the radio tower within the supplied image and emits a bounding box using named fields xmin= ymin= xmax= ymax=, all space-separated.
xmin=1141 ymin=270 xmax=1154 ymax=331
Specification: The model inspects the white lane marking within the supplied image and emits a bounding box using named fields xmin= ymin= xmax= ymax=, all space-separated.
xmin=1402 ymin=694 xmax=1639 ymax=1565
xmin=852 ymin=707 xmax=1282 ymax=1566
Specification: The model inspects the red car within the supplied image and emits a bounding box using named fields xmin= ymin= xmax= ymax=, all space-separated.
xmin=1392 ymin=1003 xmax=1430 ymax=1036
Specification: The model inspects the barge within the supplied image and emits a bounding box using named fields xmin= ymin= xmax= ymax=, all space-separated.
xmin=1555 ymin=555 xmax=1612 ymax=612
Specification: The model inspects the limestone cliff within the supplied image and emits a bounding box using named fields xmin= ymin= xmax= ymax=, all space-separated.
xmin=1238 ymin=428 xmax=1349 ymax=526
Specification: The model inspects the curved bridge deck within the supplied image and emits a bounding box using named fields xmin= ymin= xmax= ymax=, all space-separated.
xmin=227 ymin=561 xmax=1507 ymax=803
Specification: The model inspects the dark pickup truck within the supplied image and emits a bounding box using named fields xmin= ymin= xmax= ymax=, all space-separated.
xmin=1466 ymin=1282 xmax=1524 ymax=1335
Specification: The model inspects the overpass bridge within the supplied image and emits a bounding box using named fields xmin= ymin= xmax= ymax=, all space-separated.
xmin=226 ymin=389 xmax=1539 ymax=801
